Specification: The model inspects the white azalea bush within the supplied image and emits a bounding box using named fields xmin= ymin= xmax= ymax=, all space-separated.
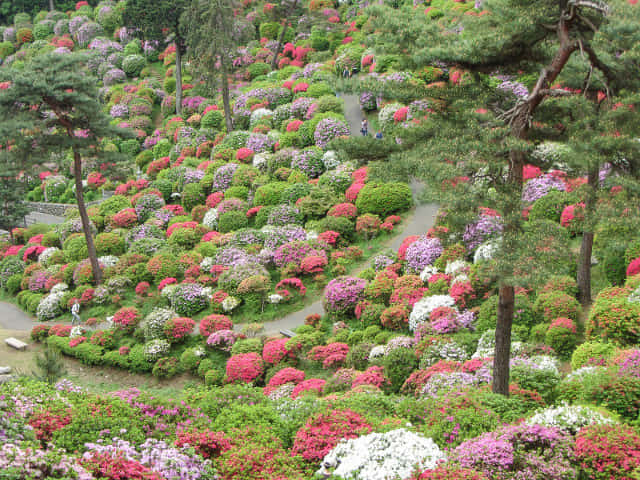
xmin=202 ymin=209 xmax=219 ymax=229
xmin=36 ymin=290 xmax=65 ymax=321
xmin=409 ymin=294 xmax=455 ymax=331
xmin=526 ymin=402 xmax=617 ymax=434
xmin=142 ymin=308 xmax=177 ymax=341
xmin=317 ymin=429 xmax=445 ymax=480
xmin=143 ymin=339 xmax=171 ymax=362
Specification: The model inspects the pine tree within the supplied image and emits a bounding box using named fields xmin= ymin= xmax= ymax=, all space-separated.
xmin=363 ymin=0 xmax=639 ymax=394
xmin=181 ymin=0 xmax=254 ymax=132
xmin=124 ymin=0 xmax=190 ymax=115
xmin=32 ymin=345 xmax=66 ymax=385
xmin=0 ymin=52 xmax=130 ymax=285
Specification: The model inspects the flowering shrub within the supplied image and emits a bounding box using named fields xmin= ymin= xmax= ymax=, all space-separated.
xmin=291 ymin=409 xmax=372 ymax=461
xmin=164 ymin=317 xmax=196 ymax=342
xmin=586 ymin=287 xmax=640 ymax=345
xmin=545 ymin=317 xmax=578 ymax=358
xmin=226 ymin=352 xmax=264 ymax=383
xmin=206 ymin=329 xmax=238 ymax=352
xmin=164 ymin=283 xmax=210 ymax=316
xmin=292 ymin=378 xmax=326 ymax=398
xmin=199 ymin=314 xmax=232 ymax=337
xmin=574 ymin=424 xmax=640 ymax=480
xmin=324 ymin=276 xmax=367 ymax=315
xmin=526 ymin=402 xmax=616 ymax=434
xmin=112 ymin=307 xmax=140 ymax=332
xmin=405 ymin=236 xmax=443 ymax=273
xmin=449 ymin=423 xmax=576 ymax=480
xmin=175 ymin=430 xmax=232 ymax=459
xmin=262 ymin=338 xmax=291 ymax=365
xmin=318 ymin=429 xmax=445 ymax=480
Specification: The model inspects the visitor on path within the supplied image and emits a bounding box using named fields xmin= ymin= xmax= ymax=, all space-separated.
xmin=343 ymin=67 xmax=349 ymax=78
xmin=375 ymin=130 xmax=383 ymax=140
xmin=71 ymin=300 xmax=81 ymax=326
xmin=361 ymin=119 xmax=368 ymax=136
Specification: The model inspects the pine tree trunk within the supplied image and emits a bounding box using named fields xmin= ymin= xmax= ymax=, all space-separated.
xmin=271 ymin=21 xmax=288 ymax=70
xmin=49 ymin=0 xmax=55 ymax=11
xmin=577 ymin=168 xmax=598 ymax=306
xmin=492 ymin=284 xmax=514 ymax=395
xmin=221 ymin=62 xmax=233 ymax=133
xmin=175 ymin=44 xmax=183 ymax=116
xmin=72 ymin=149 xmax=102 ymax=285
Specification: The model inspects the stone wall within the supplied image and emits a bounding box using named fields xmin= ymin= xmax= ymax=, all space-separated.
xmin=25 ymin=191 xmax=114 ymax=218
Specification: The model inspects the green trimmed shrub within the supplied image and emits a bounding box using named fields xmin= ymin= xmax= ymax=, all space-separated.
xmin=218 ymin=211 xmax=248 ymax=233
xmin=586 ymin=286 xmax=640 ymax=345
xmin=355 ymin=182 xmax=413 ymax=217
xmin=571 ymin=341 xmax=616 ymax=369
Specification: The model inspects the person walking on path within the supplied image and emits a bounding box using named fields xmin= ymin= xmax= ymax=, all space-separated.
xmin=361 ymin=118 xmax=368 ymax=136
xmin=71 ymin=300 xmax=81 ymax=326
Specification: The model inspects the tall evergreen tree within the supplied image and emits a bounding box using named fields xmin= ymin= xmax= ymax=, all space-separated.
xmin=124 ymin=0 xmax=190 ymax=115
xmin=0 ymin=53 xmax=129 ymax=284
xmin=363 ymin=0 xmax=638 ymax=394
xmin=181 ymin=0 xmax=254 ymax=133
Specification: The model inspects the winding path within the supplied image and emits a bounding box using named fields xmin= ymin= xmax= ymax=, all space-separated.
xmin=0 ymin=94 xmax=440 ymax=335
xmin=255 ymin=180 xmax=439 ymax=335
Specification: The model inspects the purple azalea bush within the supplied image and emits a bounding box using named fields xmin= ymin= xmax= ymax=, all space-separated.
xmin=522 ymin=173 xmax=567 ymax=203
xmin=448 ymin=423 xmax=576 ymax=480
xmin=324 ymin=276 xmax=367 ymax=314
xmin=314 ymin=117 xmax=350 ymax=149
xmin=405 ymin=236 xmax=443 ymax=274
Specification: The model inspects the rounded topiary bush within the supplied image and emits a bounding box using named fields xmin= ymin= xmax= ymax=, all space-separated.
xmin=355 ymin=182 xmax=413 ymax=217
xmin=528 ymin=190 xmax=576 ymax=223
xmin=533 ymin=291 xmax=581 ymax=322
xmin=545 ymin=317 xmax=578 ymax=359
xmin=586 ymin=286 xmax=640 ymax=345
xmin=218 ymin=211 xmax=248 ymax=233
xmin=571 ymin=341 xmax=617 ymax=369
xmin=382 ymin=347 xmax=417 ymax=393
xmin=122 ymin=54 xmax=145 ymax=77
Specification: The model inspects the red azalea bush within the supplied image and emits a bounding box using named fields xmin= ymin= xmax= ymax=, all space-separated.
xmin=352 ymin=365 xmax=389 ymax=389
xmin=267 ymin=367 xmax=305 ymax=388
xmin=307 ymin=342 xmax=349 ymax=369
xmin=206 ymin=191 xmax=224 ymax=208
xmin=112 ymin=307 xmax=141 ymax=332
xmin=28 ymin=409 xmax=72 ymax=443
xmin=300 ymin=255 xmax=328 ymax=274
xmin=560 ymin=202 xmax=585 ymax=229
xmin=262 ymin=338 xmax=292 ymax=365
xmin=175 ymin=429 xmax=233 ymax=459
xmin=31 ymin=324 xmax=51 ymax=342
xmin=111 ymin=209 xmax=138 ymax=228
xmin=49 ymin=324 xmax=73 ymax=337
xmin=291 ymin=409 xmax=372 ymax=461
xmin=226 ymin=352 xmax=265 ymax=384
xmin=70 ymin=335 xmax=87 ymax=348
xmin=164 ymin=317 xmax=195 ymax=342
xmin=292 ymin=378 xmax=326 ymax=398
xmin=199 ymin=314 xmax=232 ymax=337
xmin=81 ymin=452 xmax=164 ymax=480
xmin=627 ymin=257 xmax=640 ymax=277
xmin=380 ymin=304 xmax=410 ymax=329
xmin=574 ymin=424 xmax=640 ymax=480
xmin=450 ymin=280 xmax=476 ymax=308
xmin=236 ymin=147 xmax=254 ymax=162
xmin=345 ymin=182 xmax=365 ymax=202
xmin=328 ymin=203 xmax=358 ymax=219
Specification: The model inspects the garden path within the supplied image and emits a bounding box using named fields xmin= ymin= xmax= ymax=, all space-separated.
xmin=0 ymin=301 xmax=36 ymax=332
xmin=250 ymin=178 xmax=439 ymax=336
